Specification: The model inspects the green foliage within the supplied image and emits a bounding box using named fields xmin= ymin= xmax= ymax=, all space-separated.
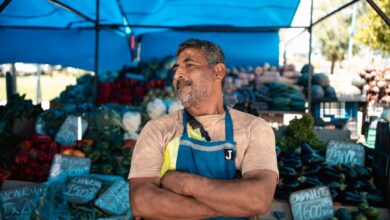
xmin=279 ymin=113 xmax=326 ymax=150
xmin=314 ymin=0 xmax=358 ymax=74
xmin=355 ymin=0 xmax=390 ymax=55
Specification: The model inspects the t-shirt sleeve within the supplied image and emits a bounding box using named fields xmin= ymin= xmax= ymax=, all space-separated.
xmin=241 ymin=118 xmax=279 ymax=178
xmin=128 ymin=121 xmax=164 ymax=179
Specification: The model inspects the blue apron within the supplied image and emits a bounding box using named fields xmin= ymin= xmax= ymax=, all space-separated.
xmin=176 ymin=109 xmax=249 ymax=220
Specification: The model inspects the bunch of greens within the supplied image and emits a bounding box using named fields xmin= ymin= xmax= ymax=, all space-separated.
xmin=278 ymin=113 xmax=325 ymax=151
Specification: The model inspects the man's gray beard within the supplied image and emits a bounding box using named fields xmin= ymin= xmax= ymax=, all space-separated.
xmin=175 ymin=86 xmax=210 ymax=108
xmin=176 ymin=91 xmax=197 ymax=107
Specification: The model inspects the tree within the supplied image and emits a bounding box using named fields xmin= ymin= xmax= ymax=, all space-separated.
xmin=314 ymin=1 xmax=356 ymax=74
xmin=355 ymin=0 xmax=390 ymax=55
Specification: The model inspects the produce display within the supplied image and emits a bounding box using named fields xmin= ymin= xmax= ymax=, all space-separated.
xmin=51 ymin=74 xmax=94 ymax=107
xmin=224 ymin=65 xmax=306 ymax=113
xmin=275 ymin=114 xmax=385 ymax=209
xmin=297 ymin=69 xmax=337 ymax=101
xmin=0 ymin=58 xmax=388 ymax=219
xmin=31 ymin=174 xmax=131 ymax=219
xmin=333 ymin=204 xmax=381 ymax=220
xmin=0 ymin=57 xmax=178 ymax=184
xmin=0 ymin=94 xmax=43 ymax=182
xmin=353 ymin=67 xmax=390 ymax=104
xmin=10 ymin=135 xmax=58 ymax=182
xmin=278 ymin=113 xmax=326 ymax=150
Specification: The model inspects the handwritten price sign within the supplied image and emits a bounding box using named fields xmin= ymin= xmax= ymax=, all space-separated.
xmin=326 ymin=140 xmax=365 ymax=166
xmin=289 ymin=186 xmax=333 ymax=220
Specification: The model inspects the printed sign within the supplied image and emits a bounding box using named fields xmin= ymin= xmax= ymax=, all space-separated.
xmin=326 ymin=140 xmax=365 ymax=166
xmin=49 ymin=154 xmax=91 ymax=180
xmin=94 ymin=180 xmax=130 ymax=215
xmin=65 ymin=177 xmax=102 ymax=204
xmin=289 ymin=186 xmax=333 ymax=220
xmin=0 ymin=185 xmax=44 ymax=220
xmin=55 ymin=115 xmax=88 ymax=146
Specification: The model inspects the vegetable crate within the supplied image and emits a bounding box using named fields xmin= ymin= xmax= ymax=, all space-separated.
xmin=311 ymin=101 xmax=359 ymax=123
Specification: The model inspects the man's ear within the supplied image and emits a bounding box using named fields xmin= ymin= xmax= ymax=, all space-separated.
xmin=214 ymin=63 xmax=226 ymax=81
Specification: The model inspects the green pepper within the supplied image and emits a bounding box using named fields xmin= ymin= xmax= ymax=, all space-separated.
xmin=82 ymin=145 xmax=93 ymax=154
xmin=365 ymin=207 xmax=379 ymax=219
xmin=334 ymin=208 xmax=352 ymax=220
xmin=99 ymin=164 xmax=113 ymax=174
xmin=95 ymin=142 xmax=110 ymax=150
xmin=357 ymin=203 xmax=369 ymax=212
xmin=121 ymin=148 xmax=133 ymax=157
xmin=88 ymin=151 xmax=101 ymax=162
xmin=122 ymin=157 xmax=131 ymax=166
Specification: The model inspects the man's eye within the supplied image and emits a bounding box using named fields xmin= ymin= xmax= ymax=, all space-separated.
xmin=186 ymin=63 xmax=194 ymax=68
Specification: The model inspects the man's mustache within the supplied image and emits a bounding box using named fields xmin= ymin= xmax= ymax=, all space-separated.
xmin=176 ymin=80 xmax=192 ymax=89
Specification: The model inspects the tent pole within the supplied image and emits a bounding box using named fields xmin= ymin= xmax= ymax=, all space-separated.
xmin=312 ymin=0 xmax=359 ymax=27
xmin=49 ymin=0 xmax=95 ymax=23
xmin=93 ymin=0 xmax=100 ymax=102
xmin=307 ymin=0 xmax=314 ymax=113
xmin=36 ymin=64 xmax=42 ymax=104
xmin=365 ymin=0 xmax=390 ymax=26
xmin=0 ymin=0 xmax=11 ymax=13
xmin=6 ymin=64 xmax=17 ymax=101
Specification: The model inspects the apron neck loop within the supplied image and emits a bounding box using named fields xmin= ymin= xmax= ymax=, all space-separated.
xmin=182 ymin=109 xmax=189 ymax=137
xmin=182 ymin=107 xmax=234 ymax=142
xmin=224 ymin=107 xmax=234 ymax=143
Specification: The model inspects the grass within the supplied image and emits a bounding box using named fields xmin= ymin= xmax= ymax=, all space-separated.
xmin=0 ymin=74 xmax=77 ymax=105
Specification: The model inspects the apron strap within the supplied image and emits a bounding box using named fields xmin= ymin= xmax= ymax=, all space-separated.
xmin=224 ymin=107 xmax=234 ymax=143
xmin=182 ymin=107 xmax=235 ymax=143
xmin=182 ymin=109 xmax=189 ymax=138
xmin=187 ymin=114 xmax=211 ymax=141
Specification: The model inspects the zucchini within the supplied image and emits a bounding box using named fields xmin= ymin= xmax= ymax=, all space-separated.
xmin=346 ymin=167 xmax=359 ymax=181
xmin=354 ymin=165 xmax=371 ymax=180
xmin=322 ymin=165 xmax=346 ymax=181
xmin=280 ymin=158 xmax=303 ymax=169
xmin=298 ymin=176 xmax=323 ymax=188
xmin=367 ymin=194 xmax=385 ymax=206
xmin=300 ymin=143 xmax=325 ymax=164
xmin=353 ymin=180 xmax=371 ymax=191
xmin=302 ymin=165 xmax=321 ymax=175
xmin=279 ymin=167 xmax=298 ymax=179
xmin=342 ymin=191 xmax=366 ymax=205
xmin=279 ymin=179 xmax=301 ymax=191
xmin=302 ymin=154 xmax=325 ymax=165
xmin=327 ymin=181 xmax=347 ymax=191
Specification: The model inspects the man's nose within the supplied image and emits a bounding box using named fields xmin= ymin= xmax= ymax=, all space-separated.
xmin=174 ymin=66 xmax=186 ymax=80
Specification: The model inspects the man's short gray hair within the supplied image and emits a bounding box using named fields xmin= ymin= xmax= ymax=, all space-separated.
xmin=177 ymin=39 xmax=225 ymax=66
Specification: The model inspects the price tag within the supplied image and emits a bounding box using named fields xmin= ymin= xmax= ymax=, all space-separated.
xmin=326 ymin=140 xmax=365 ymax=166
xmin=0 ymin=185 xmax=44 ymax=219
xmin=289 ymin=186 xmax=333 ymax=220
xmin=49 ymin=154 xmax=91 ymax=180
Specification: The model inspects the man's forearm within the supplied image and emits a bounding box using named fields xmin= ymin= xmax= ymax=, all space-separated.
xmin=161 ymin=170 xmax=277 ymax=217
xmin=130 ymin=180 xmax=222 ymax=219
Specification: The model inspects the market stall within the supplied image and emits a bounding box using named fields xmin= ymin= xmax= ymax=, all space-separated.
xmin=1 ymin=0 xmax=390 ymax=219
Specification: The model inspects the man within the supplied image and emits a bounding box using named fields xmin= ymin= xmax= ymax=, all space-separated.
xmin=129 ymin=39 xmax=278 ymax=219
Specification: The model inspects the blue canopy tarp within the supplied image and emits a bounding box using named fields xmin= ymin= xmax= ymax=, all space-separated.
xmin=0 ymin=0 xmax=300 ymax=71
xmin=141 ymin=31 xmax=280 ymax=67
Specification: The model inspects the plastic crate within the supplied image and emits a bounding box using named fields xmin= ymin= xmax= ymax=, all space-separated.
xmin=312 ymin=101 xmax=359 ymax=122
